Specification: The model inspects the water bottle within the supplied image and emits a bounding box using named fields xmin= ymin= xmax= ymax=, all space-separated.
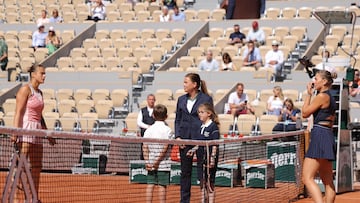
xmin=296 ymin=113 xmax=302 ymax=130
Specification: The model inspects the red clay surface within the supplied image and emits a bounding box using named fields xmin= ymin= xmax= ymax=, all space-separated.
xmin=1 ymin=172 xmax=300 ymax=203
xmin=1 ymin=172 xmax=359 ymax=203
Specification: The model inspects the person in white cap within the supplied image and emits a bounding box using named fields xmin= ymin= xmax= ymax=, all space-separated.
xmin=46 ymin=26 xmax=61 ymax=54
xmin=32 ymin=24 xmax=48 ymax=50
xmin=265 ymin=40 xmax=284 ymax=77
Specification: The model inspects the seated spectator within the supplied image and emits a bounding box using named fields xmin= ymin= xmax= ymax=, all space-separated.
xmin=49 ymin=9 xmax=63 ymax=23
xmin=221 ymin=52 xmax=233 ymax=71
xmin=265 ymin=40 xmax=284 ymax=78
xmin=267 ymin=86 xmax=284 ymax=116
xmin=36 ymin=10 xmax=50 ymax=25
xmin=242 ymin=40 xmax=262 ymax=70
xmin=272 ymin=98 xmax=301 ymax=132
xmin=246 ymin=21 xmax=265 ymax=46
xmin=349 ymin=69 xmax=360 ymax=102
xmin=313 ymin=50 xmax=336 ymax=77
xmin=227 ymin=83 xmax=255 ymax=116
xmin=32 ymin=24 xmax=48 ymax=50
xmin=0 ymin=34 xmax=8 ymax=71
xmin=171 ymin=5 xmax=185 ymax=22
xmin=46 ymin=26 xmax=61 ymax=55
xmin=160 ymin=6 xmax=171 ymax=22
xmin=163 ymin=0 xmax=177 ymax=10
xmin=87 ymin=0 xmax=106 ymax=22
xmin=228 ymin=24 xmax=246 ymax=47
xmin=198 ymin=50 xmax=219 ymax=71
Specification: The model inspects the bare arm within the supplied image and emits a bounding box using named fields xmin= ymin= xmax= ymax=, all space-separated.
xmin=152 ymin=144 xmax=169 ymax=170
xmin=302 ymin=83 xmax=329 ymax=118
xmin=11 ymin=86 xmax=30 ymax=142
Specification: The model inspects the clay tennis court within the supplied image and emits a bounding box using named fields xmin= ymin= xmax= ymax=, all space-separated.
xmin=1 ymin=171 xmax=303 ymax=203
xmin=2 ymin=172 xmax=360 ymax=203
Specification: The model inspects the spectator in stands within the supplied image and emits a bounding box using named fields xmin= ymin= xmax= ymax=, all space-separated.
xmin=272 ymin=98 xmax=301 ymax=132
xmin=221 ymin=52 xmax=233 ymax=71
xmin=265 ymin=40 xmax=284 ymax=78
xmin=11 ymin=65 xmax=56 ymax=202
xmin=49 ymin=9 xmax=63 ymax=23
xmin=302 ymin=70 xmax=336 ymax=203
xmin=163 ymin=0 xmax=177 ymax=10
xmin=143 ymin=104 xmax=172 ymax=203
xmin=246 ymin=21 xmax=265 ymax=46
xmin=171 ymin=5 xmax=185 ymax=22
xmin=0 ymin=34 xmax=8 ymax=71
xmin=32 ymin=24 xmax=48 ymax=50
xmin=36 ymin=10 xmax=50 ymax=25
xmin=349 ymin=69 xmax=360 ymax=102
xmin=175 ymin=73 xmax=213 ymax=203
xmin=46 ymin=26 xmax=61 ymax=55
xmin=228 ymin=24 xmax=246 ymax=47
xmin=267 ymin=86 xmax=284 ymax=116
xmin=87 ymin=0 xmax=106 ymax=22
xmin=198 ymin=50 xmax=219 ymax=71
xmin=227 ymin=82 xmax=255 ymax=116
xmin=137 ymin=94 xmax=156 ymax=160
xmin=160 ymin=6 xmax=171 ymax=22
xmin=242 ymin=40 xmax=262 ymax=70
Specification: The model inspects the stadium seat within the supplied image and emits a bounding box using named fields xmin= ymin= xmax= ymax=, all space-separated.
xmin=42 ymin=89 xmax=56 ymax=100
xmin=264 ymin=7 xmax=281 ymax=19
xmin=197 ymin=9 xmax=210 ymax=21
xmin=95 ymin=100 xmax=114 ymax=119
xmin=237 ymin=114 xmax=256 ymax=135
xmin=76 ymin=99 xmax=95 ymax=115
xmin=43 ymin=112 xmax=60 ymax=130
xmin=110 ymin=89 xmax=128 ymax=107
xmin=2 ymin=99 xmax=16 ymax=115
xmin=155 ymin=28 xmax=170 ymax=39
xmin=177 ymin=56 xmax=195 ymax=68
xmin=59 ymin=112 xmax=79 ymax=132
xmin=297 ymin=6 xmax=312 ymax=19
xmin=211 ymin=8 xmax=226 ymax=21
xmin=281 ymin=7 xmax=297 ymax=19
xmin=72 ymin=57 xmax=89 ymax=68
xmin=188 ymin=47 xmax=204 ymax=59
xmin=258 ymin=114 xmax=278 ymax=134
xmin=83 ymin=38 xmax=98 ymax=50
xmin=124 ymin=112 xmax=139 ymax=132
xmin=73 ymin=89 xmax=92 ymax=103
xmin=56 ymin=89 xmax=74 ymax=101
xmin=79 ymin=112 xmax=99 ymax=133
xmin=170 ymin=28 xmax=186 ymax=44
xmin=162 ymin=100 xmax=177 ymax=113
xmin=92 ymin=89 xmax=110 ymax=104
xmin=283 ymin=89 xmax=299 ymax=102
xmin=144 ymin=38 xmax=160 ymax=49
xmin=57 ymin=99 xmax=76 ymax=117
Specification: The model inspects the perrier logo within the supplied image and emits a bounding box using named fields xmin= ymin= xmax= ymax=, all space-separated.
xmin=246 ymin=171 xmax=265 ymax=184
xmin=269 ymin=152 xmax=296 ymax=169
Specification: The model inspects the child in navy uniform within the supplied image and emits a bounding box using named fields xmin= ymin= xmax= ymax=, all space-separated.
xmin=186 ymin=103 xmax=220 ymax=203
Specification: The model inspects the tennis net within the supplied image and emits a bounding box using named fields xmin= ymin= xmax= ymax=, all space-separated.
xmin=0 ymin=126 xmax=305 ymax=203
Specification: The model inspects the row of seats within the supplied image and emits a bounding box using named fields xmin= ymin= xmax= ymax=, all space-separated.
xmin=138 ymin=88 xmax=306 ymax=106
xmin=93 ymin=28 xmax=186 ymax=42
xmin=262 ymin=5 xmax=360 ymax=20
xmin=56 ymin=56 xmax=154 ymax=72
xmin=124 ymin=111 xmax=285 ymax=135
xmin=0 ymin=111 xmax=101 ymax=132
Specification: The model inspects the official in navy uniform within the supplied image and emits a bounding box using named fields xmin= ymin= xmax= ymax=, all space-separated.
xmin=175 ymin=73 xmax=213 ymax=203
